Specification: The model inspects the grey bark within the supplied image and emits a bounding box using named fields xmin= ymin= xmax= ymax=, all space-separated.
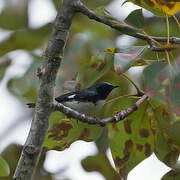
xmin=13 ymin=0 xmax=78 ymax=179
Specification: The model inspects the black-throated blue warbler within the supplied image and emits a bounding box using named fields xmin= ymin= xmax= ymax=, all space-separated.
xmin=55 ymin=82 xmax=118 ymax=114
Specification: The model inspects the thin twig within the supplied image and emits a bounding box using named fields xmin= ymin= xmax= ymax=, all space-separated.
xmin=135 ymin=33 xmax=180 ymax=44
xmin=142 ymin=30 xmax=161 ymax=46
xmin=73 ymin=1 xmax=180 ymax=51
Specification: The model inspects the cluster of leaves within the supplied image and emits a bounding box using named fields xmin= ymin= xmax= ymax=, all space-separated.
xmin=0 ymin=0 xmax=180 ymax=179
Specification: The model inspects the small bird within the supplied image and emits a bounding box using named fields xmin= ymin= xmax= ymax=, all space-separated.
xmin=55 ymin=82 xmax=118 ymax=115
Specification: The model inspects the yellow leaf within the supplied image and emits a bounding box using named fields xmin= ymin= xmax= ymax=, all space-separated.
xmin=151 ymin=0 xmax=180 ymax=15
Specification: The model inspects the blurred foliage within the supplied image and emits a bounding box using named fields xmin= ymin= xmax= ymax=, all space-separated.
xmin=0 ymin=0 xmax=28 ymax=30
xmin=0 ymin=144 xmax=56 ymax=180
xmin=143 ymin=57 xmax=180 ymax=120
xmin=0 ymin=0 xmax=180 ymax=179
xmin=0 ymin=58 xmax=11 ymax=80
xmin=0 ymin=156 xmax=10 ymax=177
xmin=81 ymin=152 xmax=120 ymax=180
xmin=0 ymin=24 xmax=51 ymax=57
xmin=162 ymin=169 xmax=180 ymax=180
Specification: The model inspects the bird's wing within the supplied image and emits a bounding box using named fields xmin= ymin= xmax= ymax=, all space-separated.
xmin=55 ymin=91 xmax=77 ymax=102
xmin=74 ymin=90 xmax=98 ymax=102
xmin=55 ymin=90 xmax=98 ymax=103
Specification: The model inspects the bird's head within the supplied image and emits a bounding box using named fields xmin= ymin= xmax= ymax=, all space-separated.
xmin=90 ymin=82 xmax=119 ymax=99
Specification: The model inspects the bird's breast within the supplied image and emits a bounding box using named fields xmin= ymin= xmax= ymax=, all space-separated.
xmin=63 ymin=100 xmax=105 ymax=115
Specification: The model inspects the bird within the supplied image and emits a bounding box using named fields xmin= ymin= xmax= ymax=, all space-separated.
xmin=55 ymin=82 xmax=119 ymax=115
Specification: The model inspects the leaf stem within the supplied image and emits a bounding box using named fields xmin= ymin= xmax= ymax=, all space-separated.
xmin=142 ymin=30 xmax=161 ymax=46
xmin=173 ymin=15 xmax=180 ymax=30
xmin=166 ymin=14 xmax=170 ymax=45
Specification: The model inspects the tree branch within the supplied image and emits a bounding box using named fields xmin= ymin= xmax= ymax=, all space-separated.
xmin=53 ymin=94 xmax=148 ymax=126
xmin=73 ymin=1 xmax=180 ymax=51
xmin=53 ymin=102 xmax=106 ymax=126
xmin=13 ymin=0 xmax=78 ymax=179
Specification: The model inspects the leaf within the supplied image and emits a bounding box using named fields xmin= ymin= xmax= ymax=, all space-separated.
xmin=113 ymin=46 xmax=148 ymax=75
xmin=128 ymin=0 xmax=180 ymax=16
xmin=93 ymin=6 xmax=117 ymax=21
xmin=0 ymin=23 xmax=51 ymax=57
xmin=43 ymin=112 xmax=102 ymax=151
xmin=81 ymin=153 xmax=120 ymax=180
xmin=0 ymin=144 xmax=55 ymax=180
xmin=0 ymin=0 xmax=28 ymax=30
xmin=143 ymin=57 xmax=180 ymax=120
xmin=0 ymin=156 xmax=10 ymax=177
xmin=127 ymin=0 xmax=164 ymax=16
xmin=150 ymin=0 xmax=180 ymax=15
xmin=52 ymin=0 xmax=61 ymax=10
xmin=8 ymin=57 xmax=40 ymax=101
xmin=0 ymin=59 xmax=11 ymax=81
xmin=106 ymin=97 xmax=153 ymax=178
xmin=161 ymin=169 xmax=180 ymax=180
xmin=77 ymin=52 xmax=114 ymax=88
xmin=125 ymin=9 xmax=145 ymax=29
xmin=153 ymin=105 xmax=180 ymax=168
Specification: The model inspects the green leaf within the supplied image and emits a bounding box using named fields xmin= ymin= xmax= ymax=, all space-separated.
xmin=81 ymin=0 xmax=112 ymax=9
xmin=52 ymin=0 xmax=61 ymax=10
xmin=77 ymin=52 xmax=114 ymax=88
xmin=106 ymin=97 xmax=153 ymax=178
xmin=161 ymin=169 xmax=180 ymax=180
xmin=0 ymin=144 xmax=21 ymax=180
xmin=153 ymin=105 xmax=180 ymax=168
xmin=125 ymin=9 xmax=145 ymax=29
xmin=143 ymin=58 xmax=180 ymax=121
xmin=0 ymin=156 xmax=10 ymax=177
xmin=93 ymin=6 xmax=117 ymax=21
xmin=0 ymin=144 xmax=55 ymax=179
xmin=43 ymin=112 xmax=102 ymax=151
xmin=0 ymin=0 xmax=28 ymax=30
xmin=0 ymin=23 xmax=51 ymax=57
xmin=0 ymin=59 xmax=11 ymax=81
xmin=127 ymin=0 xmax=165 ymax=16
xmin=8 ymin=57 xmax=40 ymax=101
xmin=81 ymin=153 xmax=120 ymax=180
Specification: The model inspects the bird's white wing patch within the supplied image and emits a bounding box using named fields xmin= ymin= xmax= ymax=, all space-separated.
xmin=68 ymin=94 xmax=75 ymax=99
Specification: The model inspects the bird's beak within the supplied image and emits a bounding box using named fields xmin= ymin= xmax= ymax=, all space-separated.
xmin=113 ymin=85 xmax=119 ymax=88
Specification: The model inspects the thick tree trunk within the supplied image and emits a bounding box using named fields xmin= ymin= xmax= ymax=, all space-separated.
xmin=13 ymin=0 xmax=78 ymax=179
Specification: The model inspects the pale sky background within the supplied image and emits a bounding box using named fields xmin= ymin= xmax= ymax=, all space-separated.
xmin=0 ymin=0 xmax=172 ymax=179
